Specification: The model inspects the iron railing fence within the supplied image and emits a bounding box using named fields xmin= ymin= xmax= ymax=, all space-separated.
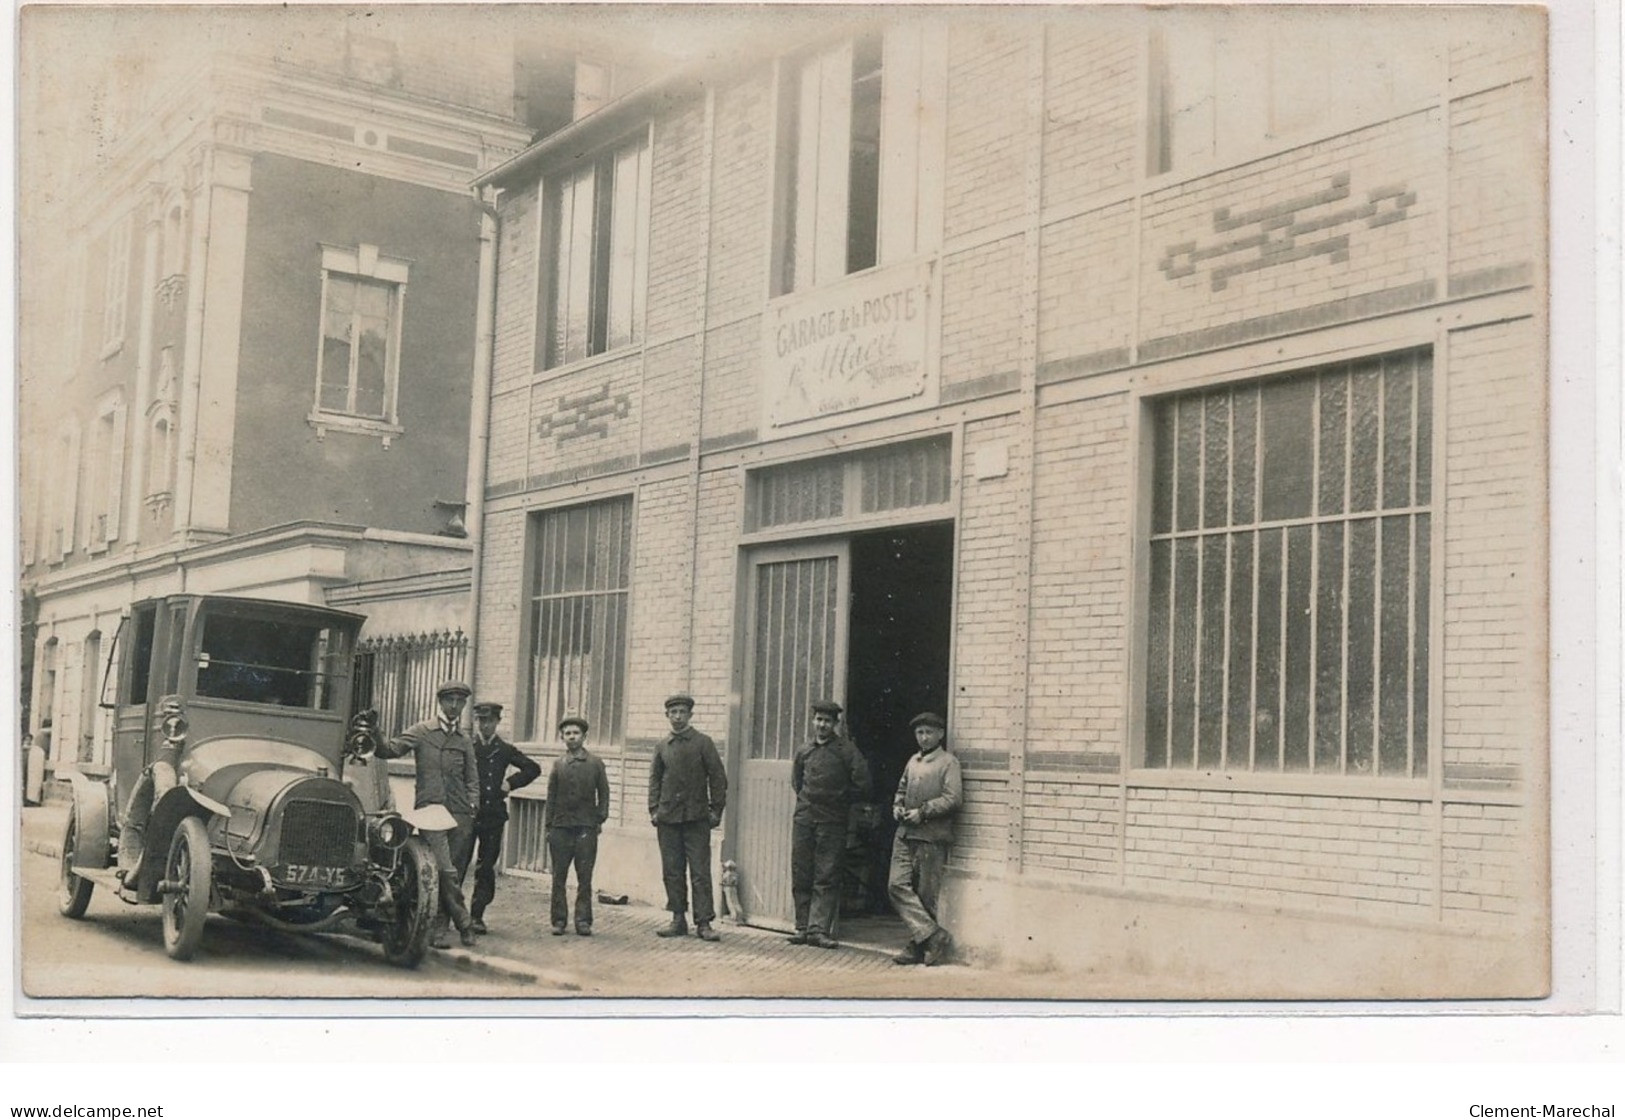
xmin=351 ymin=629 xmax=470 ymax=739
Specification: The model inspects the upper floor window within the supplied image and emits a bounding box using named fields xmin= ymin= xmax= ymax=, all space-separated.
xmin=314 ymin=244 xmax=409 ymax=428
xmin=1148 ymin=15 xmax=1439 ymax=175
xmin=772 ymin=24 xmax=947 ymax=296
xmin=1143 ymin=349 xmax=1433 ymax=780
xmin=85 ymin=394 xmax=126 ymax=549
xmin=100 ymin=214 xmax=131 ymax=354
xmin=538 ymin=132 xmax=651 ymax=370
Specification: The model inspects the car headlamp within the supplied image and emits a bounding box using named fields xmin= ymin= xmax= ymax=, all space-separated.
xmin=368 ymin=814 xmax=410 ymax=850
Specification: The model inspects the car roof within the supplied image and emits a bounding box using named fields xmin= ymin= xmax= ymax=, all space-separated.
xmin=136 ymin=593 xmax=367 ymax=628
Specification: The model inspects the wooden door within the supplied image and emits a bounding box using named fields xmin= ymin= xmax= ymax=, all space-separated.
xmin=733 ymin=543 xmax=848 ymax=929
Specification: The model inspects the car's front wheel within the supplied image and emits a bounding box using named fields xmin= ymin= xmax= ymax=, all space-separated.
xmin=57 ymin=802 xmax=95 ymax=919
xmin=161 ymin=817 xmax=212 ymax=961
xmin=380 ymin=837 xmax=436 ymax=968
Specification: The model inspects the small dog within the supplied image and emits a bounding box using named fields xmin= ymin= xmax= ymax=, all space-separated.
xmin=719 ymin=860 xmax=744 ymax=924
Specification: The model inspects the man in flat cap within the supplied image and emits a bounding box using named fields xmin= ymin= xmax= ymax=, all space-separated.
xmin=545 ymin=715 xmax=611 ymax=935
xmin=468 ymin=700 xmax=541 ymax=935
xmin=888 ymin=711 xmax=961 ymax=966
xmin=649 ymin=692 xmax=728 ymax=942
xmin=373 ymin=680 xmax=479 ymax=948
xmin=788 ymin=699 xmax=870 ymax=948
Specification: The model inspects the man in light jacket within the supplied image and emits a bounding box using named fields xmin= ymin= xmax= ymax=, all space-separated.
xmin=888 ymin=711 xmax=961 ymax=966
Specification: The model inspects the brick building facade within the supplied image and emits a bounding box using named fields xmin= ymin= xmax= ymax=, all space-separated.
xmin=471 ymin=8 xmax=1546 ymax=995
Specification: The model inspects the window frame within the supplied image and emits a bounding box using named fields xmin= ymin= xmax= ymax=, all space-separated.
xmin=1130 ymin=345 xmax=1439 ymax=794
xmin=534 ymin=126 xmax=652 ymax=375
xmin=100 ymin=213 xmax=132 ymax=357
xmin=309 ymin=243 xmax=410 ymax=439
xmin=519 ymin=494 xmax=636 ymax=743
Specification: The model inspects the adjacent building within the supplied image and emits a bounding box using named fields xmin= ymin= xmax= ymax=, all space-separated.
xmin=18 ymin=10 xmax=533 ymax=776
xmin=470 ymin=8 xmax=1548 ymax=995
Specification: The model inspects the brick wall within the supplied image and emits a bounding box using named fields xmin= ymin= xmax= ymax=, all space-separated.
xmin=944 ymin=23 xmax=1029 ymax=240
xmin=952 ymin=771 xmax=1012 ymax=873
xmin=687 ymin=469 xmax=742 ymax=749
xmin=940 ymin=236 xmax=1024 ymax=393
xmin=706 ymin=75 xmax=774 ymax=323
xmin=1441 ymin=802 xmax=1523 ymax=917
xmin=491 ymin=185 xmax=537 ymax=400
xmin=1442 ymin=320 xmax=1543 ymax=780
xmin=645 ymin=102 xmax=707 ymax=343
xmin=951 ymin=415 xmax=1028 ymax=755
xmin=1041 ymin=21 xmax=1142 ymax=208
xmin=1038 ymin=201 xmax=1136 ymax=370
xmin=699 ymin=318 xmax=762 ymax=445
xmin=1023 ymin=777 xmax=1120 ymax=878
xmin=626 ymin=476 xmax=693 ymax=736
xmin=476 ymin=505 xmax=529 ymax=720
xmin=1028 ymin=393 xmax=1131 ymax=755
xmin=1125 ymin=789 xmax=1436 ymax=918
xmin=1448 ymin=81 xmax=1540 ymax=286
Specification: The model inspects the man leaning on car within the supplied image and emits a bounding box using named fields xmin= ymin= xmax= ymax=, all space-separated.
xmin=373 ymin=680 xmax=480 ymax=948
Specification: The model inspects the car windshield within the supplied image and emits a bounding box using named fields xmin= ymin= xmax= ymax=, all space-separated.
xmin=194 ymin=608 xmax=352 ymax=711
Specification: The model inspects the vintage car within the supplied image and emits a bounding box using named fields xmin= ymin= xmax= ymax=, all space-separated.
xmin=56 ymin=593 xmax=438 ymax=966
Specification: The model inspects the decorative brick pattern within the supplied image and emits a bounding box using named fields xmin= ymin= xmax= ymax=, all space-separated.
xmin=1139 ymin=111 xmax=1444 ymax=348
xmin=1028 ymin=394 xmax=1130 ymax=756
xmin=1041 ymin=21 xmax=1142 ymax=208
xmin=1126 ymin=789 xmax=1436 ymax=917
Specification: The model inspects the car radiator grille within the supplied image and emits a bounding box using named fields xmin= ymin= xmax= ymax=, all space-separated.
xmin=279 ymin=799 xmax=357 ymax=866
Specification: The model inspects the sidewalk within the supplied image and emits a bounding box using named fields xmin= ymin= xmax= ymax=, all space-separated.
xmin=20 ymin=804 xmax=1087 ymax=1001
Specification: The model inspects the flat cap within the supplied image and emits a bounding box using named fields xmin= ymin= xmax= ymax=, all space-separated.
xmin=663 ymin=692 xmax=695 ymax=710
xmin=471 ymin=701 xmax=504 ymax=717
xmin=436 ymin=680 xmax=472 ymax=698
xmin=557 ymin=714 xmax=590 ymax=733
xmin=810 ymin=699 xmax=843 ymax=717
xmin=909 ymin=711 xmax=946 ymax=730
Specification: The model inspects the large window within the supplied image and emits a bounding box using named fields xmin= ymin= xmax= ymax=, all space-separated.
xmin=539 ymin=133 xmax=651 ymax=370
xmin=86 ymin=395 xmax=125 ymax=548
xmin=525 ymin=498 xmax=633 ymax=741
xmin=195 ymin=606 xmax=351 ymax=711
xmin=772 ymin=24 xmax=946 ymax=295
xmin=1148 ymin=15 xmax=1439 ymax=175
xmin=314 ymin=244 xmax=408 ymax=428
xmin=101 ymin=214 xmax=131 ymax=353
xmin=1143 ymin=349 xmax=1432 ymax=779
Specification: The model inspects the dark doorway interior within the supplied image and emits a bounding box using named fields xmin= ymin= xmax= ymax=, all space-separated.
xmin=841 ymin=521 xmax=954 ymax=927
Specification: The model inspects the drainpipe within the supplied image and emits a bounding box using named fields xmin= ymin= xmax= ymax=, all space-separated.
xmin=462 ymin=188 xmax=501 ymax=700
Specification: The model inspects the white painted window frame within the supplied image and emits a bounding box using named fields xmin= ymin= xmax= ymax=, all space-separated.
xmin=309 ymin=243 xmax=410 ymax=443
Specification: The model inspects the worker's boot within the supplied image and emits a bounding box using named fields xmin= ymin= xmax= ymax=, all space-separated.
xmin=655 ymin=912 xmax=688 ymax=938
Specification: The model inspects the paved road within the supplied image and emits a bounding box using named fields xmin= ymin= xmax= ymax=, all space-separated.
xmin=18 ymin=842 xmax=539 ymax=1001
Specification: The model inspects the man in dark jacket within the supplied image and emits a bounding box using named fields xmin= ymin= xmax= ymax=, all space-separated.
xmin=373 ymin=680 xmax=480 ymax=949
xmin=467 ymin=700 xmax=541 ymax=935
xmin=648 ymin=692 xmax=727 ymax=942
xmin=788 ymin=699 xmax=870 ymax=948
xmin=545 ymin=715 xmax=611 ymax=935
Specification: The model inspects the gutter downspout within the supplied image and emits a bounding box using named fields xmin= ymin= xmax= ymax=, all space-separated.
xmin=463 ymin=188 xmax=501 ymax=699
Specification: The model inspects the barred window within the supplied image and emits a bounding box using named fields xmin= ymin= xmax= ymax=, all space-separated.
xmin=525 ymin=497 xmax=632 ymax=741
xmin=1144 ymin=349 xmax=1432 ymax=778
xmin=746 ymin=435 xmax=951 ymax=532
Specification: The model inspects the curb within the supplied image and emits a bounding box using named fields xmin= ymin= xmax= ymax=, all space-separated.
xmin=325 ymin=932 xmax=580 ymax=989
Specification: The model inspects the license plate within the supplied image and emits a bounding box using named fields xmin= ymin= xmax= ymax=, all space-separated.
xmin=280 ymin=863 xmax=352 ymax=887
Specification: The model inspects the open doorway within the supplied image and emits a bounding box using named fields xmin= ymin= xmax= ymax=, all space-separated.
xmin=839 ymin=521 xmax=954 ymax=937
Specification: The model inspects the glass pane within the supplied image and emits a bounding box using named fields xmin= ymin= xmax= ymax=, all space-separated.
xmin=1169 ymin=537 xmax=1199 ymax=768
xmin=1317 ymin=367 xmax=1347 ymax=515
xmin=1253 ymin=527 xmax=1283 ymax=770
xmin=1152 ymin=403 xmax=1176 ymax=534
xmin=1281 ymin=524 xmax=1312 ymax=770
xmin=1412 ymin=512 xmax=1430 ymax=772
xmin=1314 ymin=521 xmax=1345 ymax=772
xmin=1345 ymin=517 xmax=1377 ymax=773
xmin=543 ymin=184 xmax=567 ymax=368
xmin=606 ymin=142 xmax=642 ymax=349
xmin=1145 ymin=539 xmax=1172 ymax=767
xmin=1202 ymin=393 xmax=1230 ymax=528
xmin=353 ymin=281 xmax=390 ymax=419
xmin=1175 ymin=395 xmax=1202 ymax=532
xmin=1225 ymin=532 xmax=1256 ymax=767
xmin=1348 ymin=361 xmax=1381 ymax=512
xmin=1415 ymin=352 xmax=1433 ymax=504
xmin=847 ymin=30 xmax=882 ymax=274
xmin=1379 ymin=515 xmax=1412 ymax=776
xmin=1231 ymin=387 xmax=1258 ymax=525
xmin=1260 ymin=375 xmax=1315 ymax=521
xmin=1197 ymin=534 xmax=1227 ymax=767
xmin=565 ymin=169 xmax=594 ymax=364
xmin=320 ymin=277 xmax=355 ymax=411
xmin=1382 ymin=353 xmax=1414 ymax=509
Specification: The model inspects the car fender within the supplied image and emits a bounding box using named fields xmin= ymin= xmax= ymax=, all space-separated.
xmin=146 ymin=786 xmax=222 ymax=865
xmin=64 ymin=771 xmax=113 ymax=872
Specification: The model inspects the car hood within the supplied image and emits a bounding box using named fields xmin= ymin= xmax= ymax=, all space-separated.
xmin=182 ymin=737 xmax=338 ymax=804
